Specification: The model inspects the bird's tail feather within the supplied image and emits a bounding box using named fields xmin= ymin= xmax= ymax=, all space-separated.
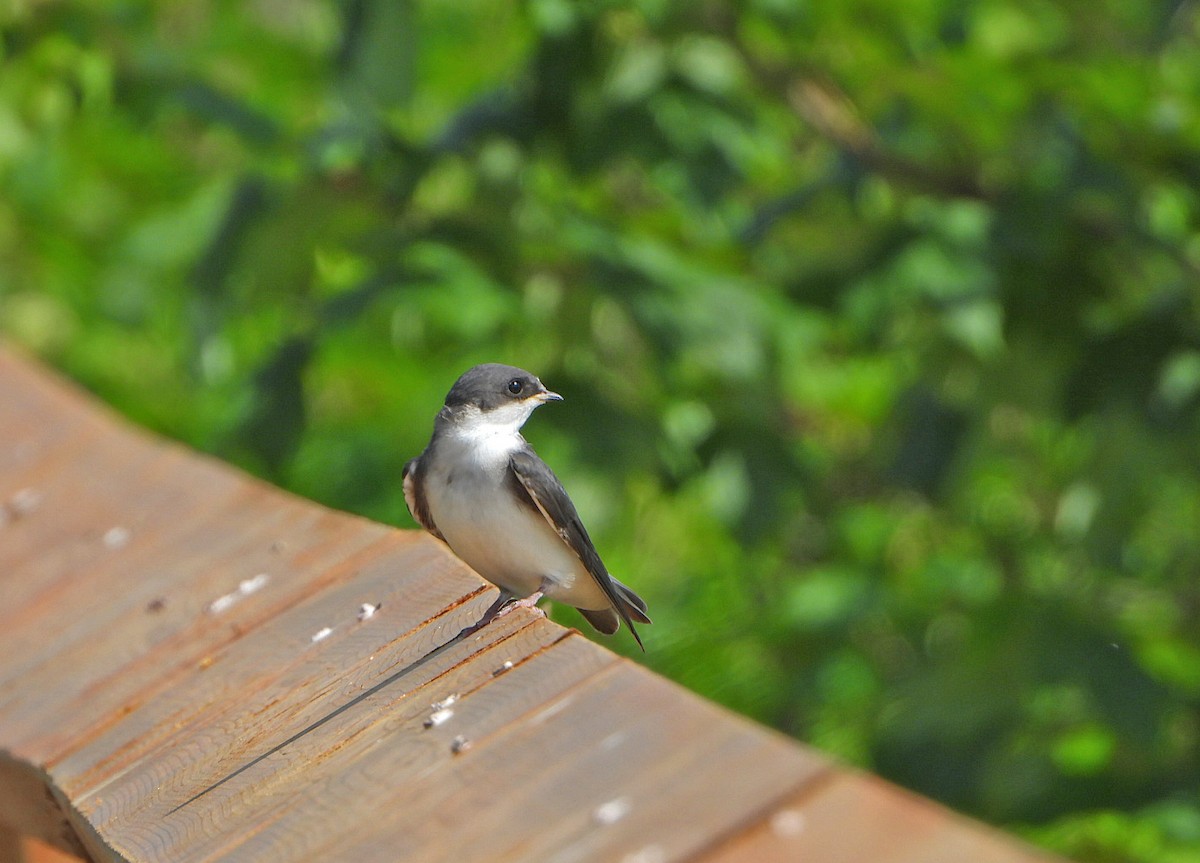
xmin=612 ymin=577 xmax=651 ymax=624
xmin=579 ymin=606 xmax=620 ymax=635
xmin=578 ymin=577 xmax=651 ymax=650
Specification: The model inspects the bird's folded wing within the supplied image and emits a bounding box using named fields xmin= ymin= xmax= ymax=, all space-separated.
xmin=403 ymin=456 xmax=446 ymax=542
xmin=507 ymin=447 xmax=643 ymax=642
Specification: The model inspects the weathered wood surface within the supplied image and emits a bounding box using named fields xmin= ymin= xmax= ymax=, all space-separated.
xmin=0 ymin=344 xmax=1060 ymax=863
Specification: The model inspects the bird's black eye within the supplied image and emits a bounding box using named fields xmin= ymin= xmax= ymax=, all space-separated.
xmin=507 ymin=378 xmax=523 ymax=395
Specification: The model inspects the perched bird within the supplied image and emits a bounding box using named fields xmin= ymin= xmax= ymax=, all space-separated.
xmin=403 ymin=364 xmax=651 ymax=649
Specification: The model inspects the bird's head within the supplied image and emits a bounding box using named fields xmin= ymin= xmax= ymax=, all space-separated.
xmin=438 ymin=363 xmax=562 ymax=438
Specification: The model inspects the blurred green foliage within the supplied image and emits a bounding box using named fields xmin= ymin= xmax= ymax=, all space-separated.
xmin=3 ymin=1 xmax=1200 ymax=859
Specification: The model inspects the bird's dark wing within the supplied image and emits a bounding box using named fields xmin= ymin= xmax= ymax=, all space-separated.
xmin=507 ymin=446 xmax=648 ymax=649
xmin=403 ymin=455 xmax=446 ymax=542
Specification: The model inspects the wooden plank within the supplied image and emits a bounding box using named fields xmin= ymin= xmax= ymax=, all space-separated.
xmin=144 ymin=624 xmax=617 ymax=863
xmin=332 ymin=664 xmax=829 ymax=863
xmin=0 ymin=345 xmax=1064 ymax=863
xmin=693 ymin=772 xmax=1056 ymax=863
xmin=48 ymin=533 xmax=459 ymax=796
xmin=0 ymin=429 xmax=177 ymax=585
xmin=66 ymin=553 xmax=508 ymax=825
xmin=1 ymin=489 xmax=397 ymax=759
xmin=0 ymin=349 xmax=108 ymax=476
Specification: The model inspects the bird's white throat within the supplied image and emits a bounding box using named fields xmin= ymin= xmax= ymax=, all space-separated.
xmin=440 ymin=403 xmax=533 ymax=466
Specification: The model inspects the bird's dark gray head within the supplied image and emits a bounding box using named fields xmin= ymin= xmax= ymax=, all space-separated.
xmin=441 ymin=362 xmax=561 ymax=417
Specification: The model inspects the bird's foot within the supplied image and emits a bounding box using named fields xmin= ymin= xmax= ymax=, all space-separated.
xmin=495 ymin=590 xmax=545 ymax=619
xmin=455 ymin=590 xmax=545 ymax=641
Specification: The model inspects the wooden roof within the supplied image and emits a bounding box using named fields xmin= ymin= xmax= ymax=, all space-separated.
xmin=0 ymin=344 xmax=1060 ymax=862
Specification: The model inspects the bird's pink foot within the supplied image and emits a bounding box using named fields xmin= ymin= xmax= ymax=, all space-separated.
xmin=495 ymin=590 xmax=545 ymax=619
xmin=457 ymin=590 xmax=545 ymax=641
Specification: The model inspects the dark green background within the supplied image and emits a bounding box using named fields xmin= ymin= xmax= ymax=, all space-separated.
xmin=3 ymin=2 xmax=1199 ymax=860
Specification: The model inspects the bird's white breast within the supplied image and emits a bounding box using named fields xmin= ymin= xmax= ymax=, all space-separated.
xmin=424 ymin=429 xmax=606 ymax=610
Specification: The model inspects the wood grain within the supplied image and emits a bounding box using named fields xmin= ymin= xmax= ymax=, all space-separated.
xmin=694 ymin=772 xmax=1057 ymax=863
xmin=0 ymin=344 xmax=1064 ymax=863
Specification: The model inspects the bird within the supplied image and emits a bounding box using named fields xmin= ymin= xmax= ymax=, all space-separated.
xmin=403 ymin=363 xmax=650 ymax=649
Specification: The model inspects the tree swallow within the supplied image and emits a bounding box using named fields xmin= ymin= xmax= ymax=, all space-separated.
xmin=403 ymin=364 xmax=651 ymax=649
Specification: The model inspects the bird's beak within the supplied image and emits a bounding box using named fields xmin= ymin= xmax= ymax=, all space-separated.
xmin=538 ymin=390 xmax=564 ymax=403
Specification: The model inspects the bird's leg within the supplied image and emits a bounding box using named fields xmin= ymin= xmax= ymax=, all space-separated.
xmin=456 ymin=585 xmax=549 ymax=641
xmin=455 ymin=590 xmax=514 ymax=640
